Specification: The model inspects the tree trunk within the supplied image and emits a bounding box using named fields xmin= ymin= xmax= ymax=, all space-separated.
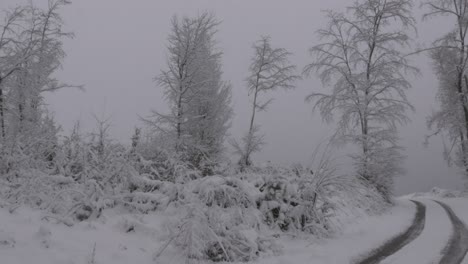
xmin=248 ymin=87 xmax=259 ymax=135
xmin=459 ymin=76 xmax=468 ymax=176
xmin=0 ymin=79 xmax=5 ymax=139
xmin=457 ymin=18 xmax=468 ymax=177
xmin=244 ymin=83 xmax=259 ymax=167
xmin=175 ymin=84 xmax=184 ymax=153
xmin=177 ymin=94 xmax=182 ymax=140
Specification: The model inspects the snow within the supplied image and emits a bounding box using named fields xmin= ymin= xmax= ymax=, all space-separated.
xmin=436 ymin=198 xmax=468 ymax=264
xmin=247 ymin=196 xmax=468 ymax=264
xmin=380 ymin=199 xmax=451 ymax=264
xmin=0 ymin=197 xmax=410 ymax=264
xmin=3 ymin=191 xmax=468 ymax=264
xmin=246 ymin=199 xmax=416 ymax=264
xmin=405 ymin=187 xmax=464 ymax=199
xmin=0 ymin=206 xmax=167 ymax=264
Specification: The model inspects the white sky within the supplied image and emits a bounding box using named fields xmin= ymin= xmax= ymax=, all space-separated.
xmin=0 ymin=0 xmax=463 ymax=195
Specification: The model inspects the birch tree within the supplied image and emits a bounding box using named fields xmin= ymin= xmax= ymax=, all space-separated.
xmin=232 ymin=36 xmax=300 ymax=169
xmin=304 ymin=0 xmax=417 ymax=198
xmin=147 ymin=12 xmax=232 ymax=174
xmin=423 ymin=0 xmax=468 ymax=181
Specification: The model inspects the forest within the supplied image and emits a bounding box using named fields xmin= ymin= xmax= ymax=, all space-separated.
xmin=1 ymin=0 xmax=468 ymax=264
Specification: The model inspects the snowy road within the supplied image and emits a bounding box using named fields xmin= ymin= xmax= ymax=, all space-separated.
xmin=434 ymin=200 xmax=468 ymax=264
xmin=355 ymin=200 xmax=426 ymax=264
xmin=356 ymin=199 xmax=468 ymax=264
xmin=254 ymin=198 xmax=467 ymax=264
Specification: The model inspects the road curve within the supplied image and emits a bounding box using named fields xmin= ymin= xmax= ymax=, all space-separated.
xmin=354 ymin=200 xmax=426 ymax=264
xmin=434 ymin=200 xmax=468 ymax=264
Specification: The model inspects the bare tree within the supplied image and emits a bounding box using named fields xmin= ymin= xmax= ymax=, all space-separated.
xmin=424 ymin=0 xmax=468 ymax=181
xmin=304 ymin=0 xmax=418 ymax=197
xmin=233 ymin=36 xmax=300 ymax=168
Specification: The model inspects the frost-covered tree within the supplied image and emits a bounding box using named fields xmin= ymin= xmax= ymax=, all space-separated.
xmin=183 ymin=39 xmax=233 ymax=173
xmin=147 ymin=12 xmax=232 ymax=174
xmin=8 ymin=1 xmax=74 ymax=127
xmin=0 ymin=6 xmax=31 ymax=139
xmin=424 ymin=0 xmax=468 ymax=180
xmin=304 ymin=0 xmax=418 ymax=197
xmin=232 ymin=36 xmax=300 ymax=169
xmin=0 ymin=0 xmax=77 ymax=173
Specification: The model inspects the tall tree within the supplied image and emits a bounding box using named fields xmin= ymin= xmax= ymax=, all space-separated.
xmin=0 ymin=0 xmax=77 ymax=172
xmin=424 ymin=0 xmax=468 ymax=181
xmin=304 ymin=0 xmax=417 ymax=198
xmin=0 ymin=6 xmax=30 ymax=139
xmin=232 ymin=36 xmax=300 ymax=169
xmin=7 ymin=0 xmax=76 ymax=135
xmin=147 ymin=12 xmax=232 ymax=173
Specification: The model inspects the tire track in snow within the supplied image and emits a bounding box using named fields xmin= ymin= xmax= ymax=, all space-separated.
xmin=354 ymin=200 xmax=426 ymax=264
xmin=434 ymin=200 xmax=468 ymax=264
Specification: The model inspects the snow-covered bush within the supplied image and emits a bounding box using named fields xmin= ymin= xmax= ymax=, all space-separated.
xmin=241 ymin=166 xmax=331 ymax=235
xmin=154 ymin=154 xmax=386 ymax=263
xmin=0 ymin=112 xmax=60 ymax=178
xmin=234 ymin=154 xmax=387 ymax=239
xmin=0 ymin=120 xmax=167 ymax=221
xmin=133 ymin=132 xmax=202 ymax=183
xmin=156 ymin=176 xmax=280 ymax=263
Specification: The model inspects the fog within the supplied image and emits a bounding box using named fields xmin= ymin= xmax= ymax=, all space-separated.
xmin=0 ymin=0 xmax=462 ymax=195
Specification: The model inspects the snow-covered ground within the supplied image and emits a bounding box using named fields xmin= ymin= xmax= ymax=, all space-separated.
xmin=0 ymin=199 xmax=413 ymax=264
xmin=249 ymin=199 xmax=416 ymax=264
xmin=380 ymin=199 xmax=451 ymax=264
xmin=251 ymin=192 xmax=468 ymax=264
xmin=437 ymin=198 xmax=468 ymax=264
xmin=2 ymin=192 xmax=468 ymax=264
xmin=0 ymin=207 xmax=171 ymax=264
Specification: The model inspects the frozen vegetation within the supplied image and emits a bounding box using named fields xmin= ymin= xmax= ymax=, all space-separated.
xmin=0 ymin=163 xmax=388 ymax=264
xmin=2 ymin=0 xmax=468 ymax=263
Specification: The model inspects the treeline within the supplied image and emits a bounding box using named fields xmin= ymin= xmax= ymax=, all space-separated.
xmin=0 ymin=0 xmax=467 ymax=263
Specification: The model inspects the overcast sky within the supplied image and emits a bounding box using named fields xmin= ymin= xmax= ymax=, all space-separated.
xmin=0 ymin=0 xmax=463 ymax=195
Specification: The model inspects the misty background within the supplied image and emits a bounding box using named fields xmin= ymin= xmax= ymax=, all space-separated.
xmin=0 ymin=0 xmax=460 ymax=195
